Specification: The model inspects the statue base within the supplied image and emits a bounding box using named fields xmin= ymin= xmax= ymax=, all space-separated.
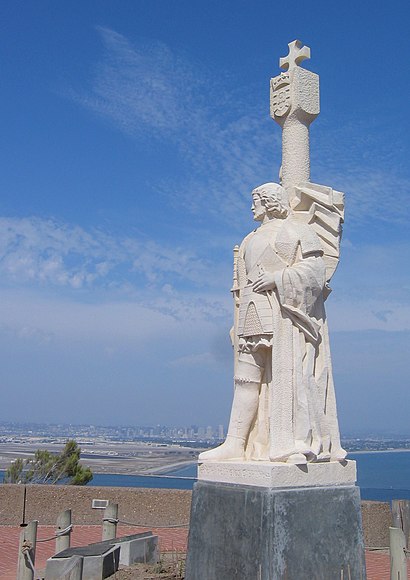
xmin=198 ymin=458 xmax=356 ymax=488
xmin=185 ymin=479 xmax=366 ymax=580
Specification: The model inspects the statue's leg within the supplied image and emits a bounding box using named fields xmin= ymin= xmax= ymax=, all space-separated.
xmin=199 ymin=353 xmax=263 ymax=461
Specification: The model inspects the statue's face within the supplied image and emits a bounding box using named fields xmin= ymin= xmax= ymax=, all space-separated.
xmin=251 ymin=194 xmax=265 ymax=222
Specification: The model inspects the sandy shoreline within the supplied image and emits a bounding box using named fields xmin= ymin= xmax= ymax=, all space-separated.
xmin=0 ymin=440 xmax=203 ymax=476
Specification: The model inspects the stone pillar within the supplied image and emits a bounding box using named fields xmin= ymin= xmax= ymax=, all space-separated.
xmin=55 ymin=509 xmax=72 ymax=553
xmin=270 ymin=41 xmax=319 ymax=192
xmin=102 ymin=503 xmax=118 ymax=541
xmin=17 ymin=520 xmax=37 ymax=580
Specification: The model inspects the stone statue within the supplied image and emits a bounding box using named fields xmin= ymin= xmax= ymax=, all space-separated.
xmin=186 ymin=42 xmax=366 ymax=580
xmin=200 ymin=41 xmax=347 ymax=466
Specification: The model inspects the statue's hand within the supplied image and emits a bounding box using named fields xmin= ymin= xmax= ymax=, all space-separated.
xmin=253 ymin=272 xmax=276 ymax=293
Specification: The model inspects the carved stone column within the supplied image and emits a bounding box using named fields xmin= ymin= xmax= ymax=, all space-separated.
xmin=270 ymin=40 xmax=319 ymax=192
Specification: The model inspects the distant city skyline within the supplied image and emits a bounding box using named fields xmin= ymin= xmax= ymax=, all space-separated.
xmin=1 ymin=420 xmax=409 ymax=441
xmin=1 ymin=1 xmax=410 ymax=434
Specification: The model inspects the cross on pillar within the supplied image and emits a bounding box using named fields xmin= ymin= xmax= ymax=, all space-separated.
xmin=271 ymin=40 xmax=319 ymax=192
xmin=279 ymin=40 xmax=311 ymax=72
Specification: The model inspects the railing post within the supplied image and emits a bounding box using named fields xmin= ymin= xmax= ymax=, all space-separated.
xmin=102 ymin=502 xmax=118 ymax=541
xmin=55 ymin=508 xmax=72 ymax=553
xmin=390 ymin=526 xmax=407 ymax=580
xmin=17 ymin=520 xmax=38 ymax=580
xmin=392 ymin=499 xmax=410 ymax=551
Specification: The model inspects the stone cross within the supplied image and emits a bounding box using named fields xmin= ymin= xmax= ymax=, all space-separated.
xmin=270 ymin=40 xmax=319 ymax=196
xmin=279 ymin=40 xmax=311 ymax=72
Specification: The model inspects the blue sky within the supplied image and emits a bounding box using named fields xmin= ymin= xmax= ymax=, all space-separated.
xmin=0 ymin=0 xmax=409 ymax=435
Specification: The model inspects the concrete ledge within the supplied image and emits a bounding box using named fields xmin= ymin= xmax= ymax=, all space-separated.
xmin=45 ymin=555 xmax=83 ymax=580
xmin=46 ymin=544 xmax=120 ymax=580
xmin=198 ymin=458 xmax=356 ymax=488
xmin=100 ymin=532 xmax=159 ymax=565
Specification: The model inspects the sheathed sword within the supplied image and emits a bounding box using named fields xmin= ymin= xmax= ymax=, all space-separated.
xmin=231 ymin=245 xmax=240 ymax=383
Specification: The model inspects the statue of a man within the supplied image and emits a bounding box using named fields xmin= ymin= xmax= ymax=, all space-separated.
xmin=200 ymin=182 xmax=346 ymax=465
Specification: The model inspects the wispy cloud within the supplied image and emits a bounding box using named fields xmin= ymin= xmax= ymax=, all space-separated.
xmin=70 ymin=27 xmax=279 ymax=228
xmin=6 ymin=27 xmax=407 ymax=345
xmin=1 ymin=216 xmax=409 ymax=332
xmin=69 ymin=27 xmax=410 ymax=229
xmin=76 ymin=27 xmax=191 ymax=137
xmin=328 ymin=241 xmax=410 ymax=332
xmin=312 ymin=117 xmax=410 ymax=226
xmin=0 ymin=216 xmax=218 ymax=293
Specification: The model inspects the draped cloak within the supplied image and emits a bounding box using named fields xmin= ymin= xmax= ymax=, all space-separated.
xmin=235 ymin=215 xmax=345 ymax=462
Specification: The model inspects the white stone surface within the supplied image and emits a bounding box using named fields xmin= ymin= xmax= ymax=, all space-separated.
xmin=199 ymin=181 xmax=346 ymax=467
xmin=199 ymin=41 xmax=348 ymax=476
xmin=198 ymin=459 xmax=356 ymax=489
xmin=271 ymin=40 xmax=319 ymax=191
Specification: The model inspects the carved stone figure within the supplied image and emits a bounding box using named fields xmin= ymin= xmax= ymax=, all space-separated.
xmin=186 ymin=42 xmax=366 ymax=580
xmin=200 ymin=182 xmax=346 ymax=465
xmin=200 ymin=41 xmax=347 ymax=466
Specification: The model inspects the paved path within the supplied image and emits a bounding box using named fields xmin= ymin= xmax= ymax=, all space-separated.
xmin=0 ymin=525 xmax=407 ymax=579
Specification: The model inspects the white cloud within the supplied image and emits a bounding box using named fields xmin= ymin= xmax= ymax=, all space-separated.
xmin=70 ymin=27 xmax=279 ymax=228
xmin=68 ymin=27 xmax=410 ymax=231
xmin=1 ymin=216 xmax=409 ymax=335
xmin=0 ymin=289 xmax=227 ymax=350
xmin=0 ymin=216 xmax=222 ymax=294
xmin=312 ymin=117 xmax=410 ymax=226
xmin=76 ymin=27 xmax=190 ymax=137
xmin=327 ymin=241 xmax=410 ymax=332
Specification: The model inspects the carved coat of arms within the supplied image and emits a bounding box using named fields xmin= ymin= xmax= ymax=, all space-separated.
xmin=270 ymin=73 xmax=291 ymax=117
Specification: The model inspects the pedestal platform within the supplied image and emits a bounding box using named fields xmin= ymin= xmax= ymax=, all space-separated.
xmin=199 ymin=458 xmax=356 ymax=488
xmin=186 ymin=464 xmax=366 ymax=579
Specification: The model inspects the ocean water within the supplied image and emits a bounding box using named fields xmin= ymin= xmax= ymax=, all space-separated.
xmin=349 ymin=451 xmax=410 ymax=501
xmin=1 ymin=451 xmax=409 ymax=502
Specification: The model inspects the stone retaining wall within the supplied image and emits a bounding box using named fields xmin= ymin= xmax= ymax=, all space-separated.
xmin=0 ymin=484 xmax=191 ymax=527
xmin=0 ymin=484 xmax=392 ymax=547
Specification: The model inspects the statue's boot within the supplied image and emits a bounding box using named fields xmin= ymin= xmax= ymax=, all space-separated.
xmin=330 ymin=446 xmax=347 ymax=461
xmin=316 ymin=441 xmax=331 ymax=461
xmin=198 ymin=382 xmax=259 ymax=461
xmin=271 ymin=440 xmax=313 ymax=465
xmin=287 ymin=453 xmax=308 ymax=465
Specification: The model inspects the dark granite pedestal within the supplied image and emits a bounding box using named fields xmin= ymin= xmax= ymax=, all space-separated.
xmin=185 ymin=481 xmax=366 ymax=580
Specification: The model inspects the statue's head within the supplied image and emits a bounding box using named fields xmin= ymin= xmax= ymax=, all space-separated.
xmin=251 ymin=182 xmax=289 ymax=221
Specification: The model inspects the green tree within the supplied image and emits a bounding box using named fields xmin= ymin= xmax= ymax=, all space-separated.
xmin=3 ymin=440 xmax=93 ymax=485
xmin=3 ymin=457 xmax=25 ymax=484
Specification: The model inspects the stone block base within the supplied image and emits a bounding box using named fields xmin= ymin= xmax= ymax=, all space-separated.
xmin=185 ymin=481 xmax=366 ymax=580
xmin=198 ymin=459 xmax=356 ymax=488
